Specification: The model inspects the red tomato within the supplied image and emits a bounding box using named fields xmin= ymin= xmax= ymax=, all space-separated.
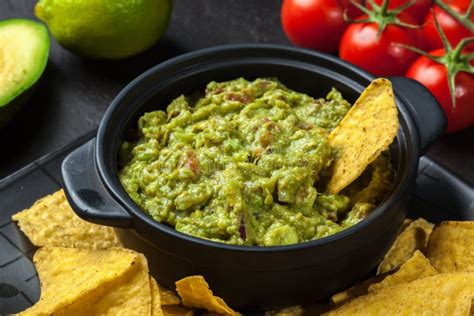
xmin=406 ymin=49 xmax=474 ymax=133
xmin=281 ymin=0 xmax=347 ymax=53
xmin=371 ymin=0 xmax=432 ymax=24
xmin=339 ymin=13 xmax=421 ymax=76
xmin=339 ymin=0 xmax=365 ymax=19
xmin=422 ymin=0 xmax=474 ymax=51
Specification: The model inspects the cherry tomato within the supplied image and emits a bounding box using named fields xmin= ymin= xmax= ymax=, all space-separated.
xmin=406 ymin=49 xmax=474 ymax=133
xmin=281 ymin=0 xmax=347 ymax=53
xmin=339 ymin=0 xmax=366 ymax=19
xmin=339 ymin=13 xmax=420 ymax=76
xmin=422 ymin=0 xmax=474 ymax=51
xmin=371 ymin=0 xmax=431 ymax=24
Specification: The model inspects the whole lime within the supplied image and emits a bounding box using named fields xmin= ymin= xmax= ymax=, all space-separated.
xmin=35 ymin=0 xmax=172 ymax=59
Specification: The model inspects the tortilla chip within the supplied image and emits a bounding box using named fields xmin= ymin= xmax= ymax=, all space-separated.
xmin=402 ymin=218 xmax=412 ymax=229
xmin=264 ymin=304 xmax=331 ymax=316
xmin=325 ymin=272 xmax=474 ymax=315
xmin=330 ymin=250 xmax=436 ymax=305
xmin=162 ymin=305 xmax=195 ymax=316
xmin=12 ymin=189 xmax=121 ymax=249
xmin=55 ymin=252 xmax=152 ymax=315
xmin=264 ymin=306 xmax=305 ymax=316
xmin=19 ymin=247 xmax=139 ymax=315
xmin=368 ymin=250 xmax=438 ymax=292
xmin=175 ymin=275 xmax=237 ymax=315
xmin=326 ymin=78 xmax=399 ymax=194
xmin=159 ymin=282 xmax=182 ymax=305
xmin=151 ymin=277 xmax=165 ymax=316
xmin=330 ymin=274 xmax=387 ymax=306
xmin=427 ymin=221 xmax=474 ymax=273
xmin=377 ymin=218 xmax=434 ymax=275
xmin=88 ymin=252 xmax=151 ymax=315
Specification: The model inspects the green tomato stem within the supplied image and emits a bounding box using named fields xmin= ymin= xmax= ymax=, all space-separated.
xmin=379 ymin=0 xmax=389 ymax=15
xmin=433 ymin=0 xmax=474 ymax=32
xmin=452 ymin=37 xmax=474 ymax=59
xmin=397 ymin=43 xmax=443 ymax=63
xmin=433 ymin=9 xmax=453 ymax=51
xmin=395 ymin=20 xmax=421 ymax=29
xmin=398 ymin=14 xmax=474 ymax=111
xmin=432 ymin=12 xmax=473 ymax=110
xmin=347 ymin=0 xmax=372 ymax=17
xmin=464 ymin=52 xmax=474 ymax=61
xmin=390 ymin=0 xmax=417 ymax=15
xmin=346 ymin=0 xmax=419 ymax=40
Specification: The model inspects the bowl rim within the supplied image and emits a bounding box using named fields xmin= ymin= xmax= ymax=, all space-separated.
xmin=96 ymin=43 xmax=419 ymax=252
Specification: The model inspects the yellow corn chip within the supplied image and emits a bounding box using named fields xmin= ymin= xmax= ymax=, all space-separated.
xmin=159 ymin=282 xmax=182 ymax=305
xmin=402 ymin=218 xmax=412 ymax=229
xmin=55 ymin=252 xmax=152 ymax=316
xmin=151 ymin=277 xmax=165 ymax=316
xmin=264 ymin=306 xmax=305 ymax=316
xmin=325 ymin=272 xmax=474 ymax=315
xmin=368 ymin=250 xmax=438 ymax=292
xmin=162 ymin=305 xmax=195 ymax=316
xmin=90 ymin=253 xmax=151 ymax=315
xmin=332 ymin=221 xmax=436 ymax=306
xmin=330 ymin=274 xmax=387 ymax=306
xmin=12 ymin=189 xmax=121 ymax=249
xmin=326 ymin=78 xmax=399 ymax=194
xmin=427 ymin=221 xmax=474 ymax=273
xmin=176 ymin=275 xmax=237 ymax=315
xmin=19 ymin=247 xmax=139 ymax=315
xmin=265 ymin=304 xmax=332 ymax=316
xmin=377 ymin=218 xmax=434 ymax=275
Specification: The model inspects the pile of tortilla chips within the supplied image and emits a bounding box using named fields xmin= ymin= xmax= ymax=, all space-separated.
xmin=265 ymin=219 xmax=474 ymax=316
xmin=13 ymin=190 xmax=238 ymax=316
xmin=323 ymin=219 xmax=474 ymax=315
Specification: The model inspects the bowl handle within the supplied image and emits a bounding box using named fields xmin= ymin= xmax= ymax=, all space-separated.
xmin=389 ymin=76 xmax=447 ymax=154
xmin=61 ymin=139 xmax=133 ymax=228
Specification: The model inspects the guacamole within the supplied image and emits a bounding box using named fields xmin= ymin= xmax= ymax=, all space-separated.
xmin=119 ymin=78 xmax=393 ymax=246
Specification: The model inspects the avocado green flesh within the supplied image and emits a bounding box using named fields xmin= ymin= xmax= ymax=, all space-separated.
xmin=119 ymin=78 xmax=393 ymax=246
xmin=0 ymin=19 xmax=50 ymax=125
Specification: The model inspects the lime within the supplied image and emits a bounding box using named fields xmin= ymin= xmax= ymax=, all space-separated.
xmin=35 ymin=0 xmax=172 ymax=59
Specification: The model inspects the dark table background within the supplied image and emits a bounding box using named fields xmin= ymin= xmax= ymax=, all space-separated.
xmin=1 ymin=0 xmax=473 ymax=183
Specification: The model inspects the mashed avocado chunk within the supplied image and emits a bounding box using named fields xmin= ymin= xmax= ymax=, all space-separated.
xmin=119 ymin=78 xmax=393 ymax=246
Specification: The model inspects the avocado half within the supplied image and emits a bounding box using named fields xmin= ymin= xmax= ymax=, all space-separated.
xmin=0 ymin=19 xmax=50 ymax=127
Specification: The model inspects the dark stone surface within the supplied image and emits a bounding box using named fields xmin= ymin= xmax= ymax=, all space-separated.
xmin=0 ymin=0 xmax=473 ymax=183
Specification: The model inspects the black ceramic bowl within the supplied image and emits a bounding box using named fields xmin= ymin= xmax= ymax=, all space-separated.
xmin=62 ymin=44 xmax=446 ymax=311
